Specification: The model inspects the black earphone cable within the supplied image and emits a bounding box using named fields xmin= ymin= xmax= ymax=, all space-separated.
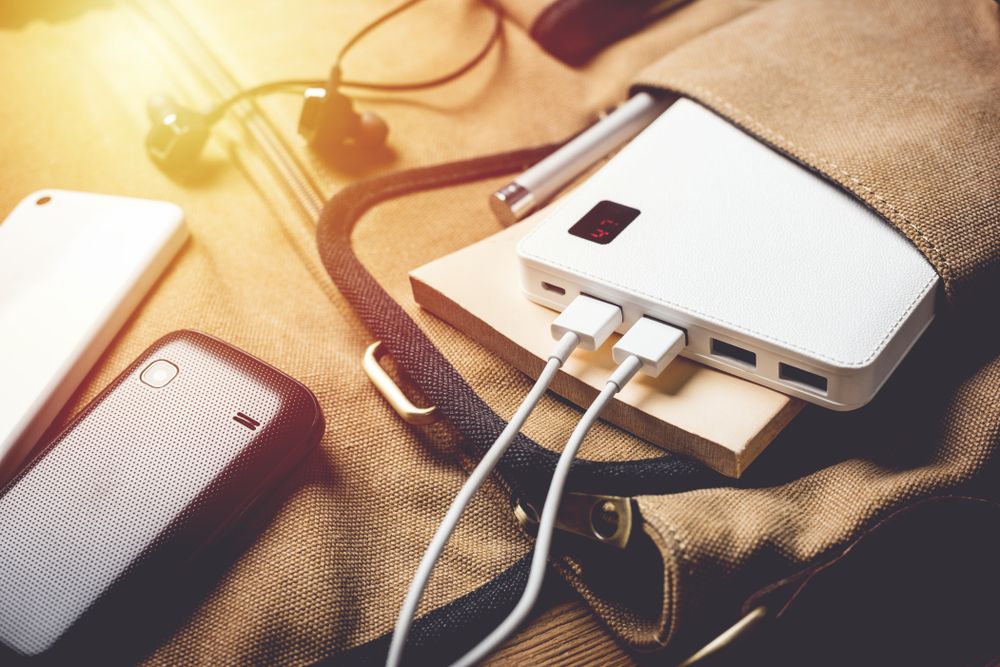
xmin=334 ymin=0 xmax=428 ymax=70
xmin=339 ymin=0 xmax=503 ymax=92
xmin=204 ymin=79 xmax=324 ymax=123
xmin=203 ymin=0 xmax=502 ymax=123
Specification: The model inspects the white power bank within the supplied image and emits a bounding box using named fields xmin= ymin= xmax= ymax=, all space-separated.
xmin=0 ymin=190 xmax=187 ymax=480
xmin=518 ymin=99 xmax=938 ymax=410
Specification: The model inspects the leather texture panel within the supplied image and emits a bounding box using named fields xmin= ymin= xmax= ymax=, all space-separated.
xmin=519 ymin=99 xmax=938 ymax=370
xmin=632 ymin=0 xmax=1000 ymax=310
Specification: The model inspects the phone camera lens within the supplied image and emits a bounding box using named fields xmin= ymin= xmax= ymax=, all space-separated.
xmin=140 ymin=359 xmax=179 ymax=388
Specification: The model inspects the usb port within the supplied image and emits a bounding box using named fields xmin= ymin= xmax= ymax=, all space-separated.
xmin=779 ymin=363 xmax=828 ymax=394
xmin=541 ymin=281 xmax=566 ymax=295
xmin=710 ymin=339 xmax=756 ymax=367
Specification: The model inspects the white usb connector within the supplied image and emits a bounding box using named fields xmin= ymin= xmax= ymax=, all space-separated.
xmin=387 ymin=294 xmax=623 ymax=667
xmin=392 ymin=309 xmax=687 ymax=667
xmin=550 ymin=294 xmax=622 ymax=352
xmin=449 ymin=315 xmax=687 ymax=667
xmin=613 ymin=317 xmax=686 ymax=376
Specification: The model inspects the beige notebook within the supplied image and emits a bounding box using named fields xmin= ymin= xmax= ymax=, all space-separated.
xmin=410 ymin=218 xmax=803 ymax=477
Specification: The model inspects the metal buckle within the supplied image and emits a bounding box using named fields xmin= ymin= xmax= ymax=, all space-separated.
xmin=362 ymin=341 xmax=438 ymax=425
xmin=513 ymin=493 xmax=635 ymax=549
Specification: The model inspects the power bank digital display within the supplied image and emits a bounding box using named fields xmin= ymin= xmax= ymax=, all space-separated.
xmin=518 ymin=99 xmax=939 ymax=410
xmin=567 ymin=200 xmax=640 ymax=245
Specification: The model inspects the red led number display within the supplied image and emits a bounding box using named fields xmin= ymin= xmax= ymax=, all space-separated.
xmin=568 ymin=201 xmax=640 ymax=246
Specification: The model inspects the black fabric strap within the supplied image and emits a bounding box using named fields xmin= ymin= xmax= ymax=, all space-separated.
xmin=314 ymin=145 xmax=723 ymax=500
xmin=330 ymin=555 xmax=536 ymax=665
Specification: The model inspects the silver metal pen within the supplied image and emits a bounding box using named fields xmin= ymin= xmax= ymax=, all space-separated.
xmin=490 ymin=92 xmax=671 ymax=225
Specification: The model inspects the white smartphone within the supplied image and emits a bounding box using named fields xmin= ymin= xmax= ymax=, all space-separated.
xmin=0 ymin=189 xmax=188 ymax=481
xmin=518 ymin=99 xmax=938 ymax=410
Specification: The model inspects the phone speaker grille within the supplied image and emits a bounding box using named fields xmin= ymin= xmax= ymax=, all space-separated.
xmin=233 ymin=412 xmax=260 ymax=430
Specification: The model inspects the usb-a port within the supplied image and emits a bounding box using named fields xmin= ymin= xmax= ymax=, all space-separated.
xmin=779 ymin=363 xmax=828 ymax=394
xmin=710 ymin=339 xmax=757 ymax=367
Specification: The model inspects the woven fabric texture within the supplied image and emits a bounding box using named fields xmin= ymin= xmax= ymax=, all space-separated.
xmin=559 ymin=0 xmax=1000 ymax=655
xmin=1 ymin=0 xmax=997 ymax=664
xmin=0 ymin=1 xmax=759 ymax=662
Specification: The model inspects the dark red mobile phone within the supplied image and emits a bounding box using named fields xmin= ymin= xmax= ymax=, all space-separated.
xmin=0 ymin=330 xmax=324 ymax=662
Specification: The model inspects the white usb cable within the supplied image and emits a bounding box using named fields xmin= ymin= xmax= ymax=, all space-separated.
xmin=448 ymin=316 xmax=685 ymax=667
xmin=386 ymin=294 xmax=622 ymax=667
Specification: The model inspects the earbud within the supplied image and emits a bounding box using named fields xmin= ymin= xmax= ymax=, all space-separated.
xmin=297 ymin=66 xmax=390 ymax=155
xmin=145 ymin=69 xmax=390 ymax=173
xmin=143 ymin=0 xmax=499 ymax=173
xmin=145 ymin=94 xmax=210 ymax=172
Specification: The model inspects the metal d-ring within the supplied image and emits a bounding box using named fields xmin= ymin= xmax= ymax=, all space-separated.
xmin=362 ymin=341 xmax=438 ymax=425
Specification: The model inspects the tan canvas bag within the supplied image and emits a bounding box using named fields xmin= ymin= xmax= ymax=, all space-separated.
xmin=0 ymin=0 xmax=995 ymax=663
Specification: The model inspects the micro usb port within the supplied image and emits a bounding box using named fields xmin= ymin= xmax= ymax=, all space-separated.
xmin=541 ymin=281 xmax=566 ymax=295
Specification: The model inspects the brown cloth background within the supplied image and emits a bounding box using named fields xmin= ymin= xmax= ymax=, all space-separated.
xmin=0 ymin=0 xmax=997 ymax=664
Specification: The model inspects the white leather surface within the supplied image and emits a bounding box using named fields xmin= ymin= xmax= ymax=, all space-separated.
xmin=519 ymin=99 xmax=938 ymax=371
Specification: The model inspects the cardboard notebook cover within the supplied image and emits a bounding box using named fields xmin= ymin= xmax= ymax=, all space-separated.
xmin=410 ymin=218 xmax=803 ymax=478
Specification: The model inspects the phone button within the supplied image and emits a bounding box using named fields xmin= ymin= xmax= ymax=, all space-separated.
xmin=140 ymin=359 xmax=179 ymax=388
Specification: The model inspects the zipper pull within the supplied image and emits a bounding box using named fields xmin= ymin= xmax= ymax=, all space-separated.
xmin=513 ymin=492 xmax=635 ymax=549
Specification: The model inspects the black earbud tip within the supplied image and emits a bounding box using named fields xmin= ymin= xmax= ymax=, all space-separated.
xmin=356 ymin=111 xmax=389 ymax=148
xmin=145 ymin=95 xmax=210 ymax=172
